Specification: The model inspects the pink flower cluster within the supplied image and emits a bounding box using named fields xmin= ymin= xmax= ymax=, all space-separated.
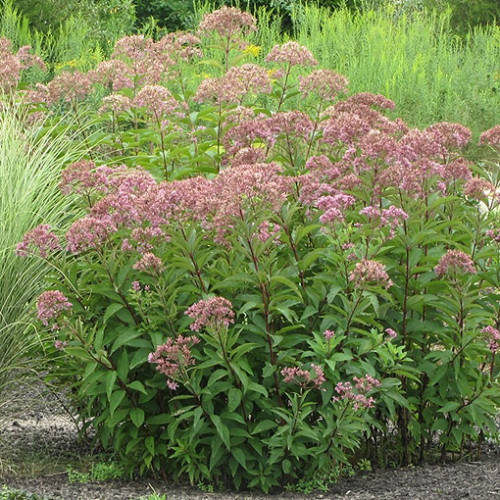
xmin=198 ymin=6 xmax=257 ymax=39
xmin=148 ymin=335 xmax=200 ymax=390
xmin=223 ymin=111 xmax=314 ymax=159
xmin=349 ymin=259 xmax=393 ymax=289
xmin=195 ymin=64 xmax=271 ymax=105
xmin=66 ymin=216 xmax=116 ymax=253
xmin=359 ymin=205 xmax=408 ymax=237
xmin=486 ymin=228 xmax=500 ymax=242
xmin=385 ymin=328 xmax=398 ymax=339
xmin=92 ymin=31 xmax=198 ymax=93
xmin=479 ymin=125 xmax=500 ymax=149
xmin=45 ymin=71 xmax=92 ymax=104
xmin=257 ymin=220 xmax=281 ymax=242
xmin=299 ymin=69 xmax=348 ymax=101
xmin=334 ymin=375 xmax=381 ymax=410
xmin=481 ymin=326 xmax=500 ymax=353
xmin=54 ymin=340 xmax=69 ymax=350
xmin=316 ymin=193 xmax=356 ymax=223
xmin=133 ymin=252 xmax=164 ymax=274
xmin=99 ymin=93 xmax=132 ymax=113
xmin=157 ymin=32 xmax=202 ymax=62
xmin=37 ymin=291 xmax=72 ymax=326
xmin=323 ymin=330 xmax=335 ymax=340
xmin=463 ymin=178 xmax=496 ymax=200
xmin=434 ymin=250 xmax=476 ymax=277
xmin=133 ymin=85 xmax=178 ymax=116
xmin=59 ymin=160 xmax=116 ymax=196
xmin=425 ymin=122 xmax=471 ymax=149
xmin=16 ymin=224 xmax=61 ymax=258
xmin=185 ymin=297 xmax=235 ymax=332
xmin=266 ymin=41 xmax=318 ymax=67
xmin=281 ymin=364 xmax=326 ymax=389
xmin=0 ymin=38 xmax=45 ymax=92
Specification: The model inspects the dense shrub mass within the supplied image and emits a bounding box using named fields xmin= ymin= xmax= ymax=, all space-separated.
xmin=8 ymin=5 xmax=500 ymax=492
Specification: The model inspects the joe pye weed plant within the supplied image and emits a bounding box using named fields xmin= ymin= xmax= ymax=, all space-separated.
xmin=14 ymin=6 xmax=500 ymax=492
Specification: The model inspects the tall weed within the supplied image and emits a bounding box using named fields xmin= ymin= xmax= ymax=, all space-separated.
xmin=0 ymin=0 xmax=40 ymax=50
xmin=291 ymin=5 xmax=500 ymax=136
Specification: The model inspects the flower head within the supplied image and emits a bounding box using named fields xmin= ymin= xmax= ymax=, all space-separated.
xmin=37 ymin=291 xmax=72 ymax=326
xmin=185 ymin=297 xmax=235 ymax=332
xmin=60 ymin=160 xmax=116 ymax=196
xmin=323 ymin=329 xmax=335 ymax=340
xmin=47 ymin=71 xmax=92 ymax=103
xmin=316 ymin=193 xmax=356 ymax=224
xmin=434 ymin=250 xmax=476 ymax=277
xmin=16 ymin=224 xmax=61 ymax=258
xmin=481 ymin=326 xmax=500 ymax=353
xmin=385 ymin=328 xmax=398 ymax=339
xmin=133 ymin=252 xmax=164 ymax=274
xmin=148 ymin=335 xmax=200 ymax=389
xmin=132 ymin=85 xmax=178 ymax=116
xmin=464 ymin=178 xmax=497 ymax=200
xmin=299 ymin=69 xmax=348 ymax=100
xmin=66 ymin=216 xmax=116 ymax=253
xmin=281 ymin=364 xmax=326 ymax=389
xmin=334 ymin=374 xmax=380 ymax=410
xmin=425 ymin=122 xmax=471 ymax=149
xmin=479 ymin=125 xmax=500 ymax=150
xmin=157 ymin=32 xmax=203 ymax=61
xmin=265 ymin=41 xmax=318 ymax=67
xmin=99 ymin=94 xmax=132 ymax=114
xmin=349 ymin=259 xmax=393 ymax=288
xmin=198 ymin=7 xmax=257 ymax=39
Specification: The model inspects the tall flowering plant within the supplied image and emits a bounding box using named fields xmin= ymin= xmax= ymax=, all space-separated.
xmin=14 ymin=6 xmax=500 ymax=492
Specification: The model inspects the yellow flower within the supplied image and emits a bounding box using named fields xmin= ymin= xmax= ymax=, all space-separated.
xmin=243 ymin=44 xmax=261 ymax=57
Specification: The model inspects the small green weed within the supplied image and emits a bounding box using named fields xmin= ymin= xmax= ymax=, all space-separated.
xmin=136 ymin=491 xmax=168 ymax=500
xmin=197 ymin=482 xmax=214 ymax=493
xmin=89 ymin=461 xmax=125 ymax=481
xmin=357 ymin=458 xmax=372 ymax=472
xmin=66 ymin=467 xmax=89 ymax=483
xmin=284 ymin=464 xmax=355 ymax=493
xmin=0 ymin=485 xmax=56 ymax=500
xmin=66 ymin=460 xmax=125 ymax=483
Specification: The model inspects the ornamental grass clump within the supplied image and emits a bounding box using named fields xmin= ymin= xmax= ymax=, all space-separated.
xmin=12 ymin=5 xmax=500 ymax=492
xmin=0 ymin=105 xmax=86 ymax=415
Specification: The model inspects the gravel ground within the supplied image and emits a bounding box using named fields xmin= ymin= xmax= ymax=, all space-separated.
xmin=1 ymin=388 xmax=499 ymax=500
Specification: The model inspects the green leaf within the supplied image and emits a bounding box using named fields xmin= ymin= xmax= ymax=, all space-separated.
xmin=439 ymin=401 xmax=461 ymax=414
xmin=130 ymin=408 xmax=145 ymax=427
xmin=247 ymin=381 xmax=268 ymax=397
xmin=252 ymin=419 xmax=276 ymax=434
xmin=106 ymin=371 xmax=117 ymax=402
xmin=129 ymin=348 xmax=151 ymax=369
xmin=127 ymin=380 xmax=148 ymax=395
xmin=110 ymin=389 xmax=126 ymax=416
xmin=147 ymin=414 xmax=171 ymax=425
xmin=145 ymin=436 xmax=155 ymax=456
xmin=116 ymin=350 xmax=129 ymax=382
xmin=231 ymin=447 xmax=246 ymax=468
xmin=111 ymin=328 xmax=142 ymax=354
xmin=228 ymin=387 xmax=242 ymax=412
xmin=94 ymin=326 xmax=105 ymax=351
xmin=106 ymin=408 xmax=129 ymax=429
xmin=103 ymin=303 xmax=125 ymax=324
xmin=210 ymin=415 xmax=231 ymax=450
